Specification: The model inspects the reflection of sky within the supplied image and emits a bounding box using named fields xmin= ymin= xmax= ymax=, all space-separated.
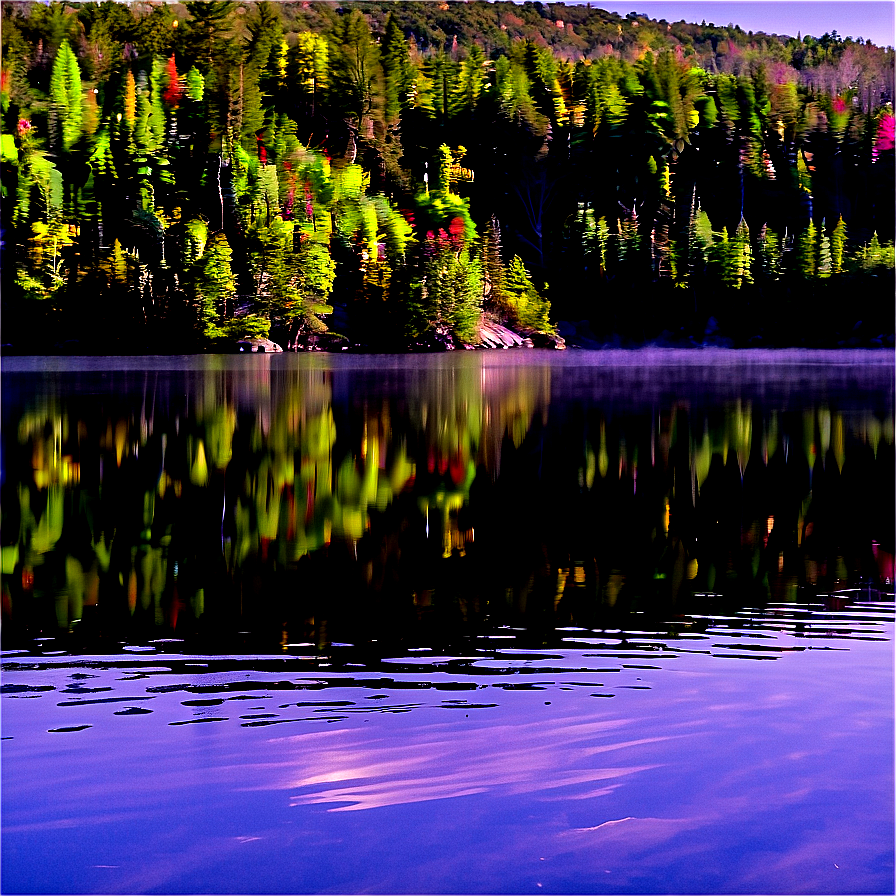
xmin=2 ymin=611 xmax=893 ymax=894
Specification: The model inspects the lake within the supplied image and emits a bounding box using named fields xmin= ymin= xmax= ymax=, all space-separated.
xmin=1 ymin=349 xmax=894 ymax=895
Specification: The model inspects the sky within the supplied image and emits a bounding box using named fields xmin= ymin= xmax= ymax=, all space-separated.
xmin=567 ymin=2 xmax=896 ymax=48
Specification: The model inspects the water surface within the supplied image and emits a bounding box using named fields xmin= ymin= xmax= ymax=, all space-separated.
xmin=1 ymin=350 xmax=893 ymax=894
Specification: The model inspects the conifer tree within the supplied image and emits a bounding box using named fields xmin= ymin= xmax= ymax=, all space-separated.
xmin=816 ymin=220 xmax=832 ymax=278
xmin=733 ymin=218 xmax=752 ymax=287
xmin=504 ymin=255 xmax=552 ymax=332
xmin=757 ymin=224 xmax=783 ymax=280
xmin=830 ymin=216 xmax=847 ymax=273
xmin=796 ymin=221 xmax=817 ymax=278
xmin=194 ymin=231 xmax=236 ymax=338
xmin=288 ymin=33 xmax=328 ymax=120
xmin=456 ymin=45 xmax=486 ymax=116
xmin=183 ymin=1 xmax=235 ymax=72
xmin=381 ymin=14 xmax=413 ymax=124
xmin=49 ymin=41 xmax=82 ymax=153
xmin=245 ymin=1 xmax=284 ymax=106
xmin=329 ymin=11 xmax=378 ymax=127
xmin=122 ymin=70 xmax=137 ymax=132
xmin=482 ymin=216 xmax=506 ymax=308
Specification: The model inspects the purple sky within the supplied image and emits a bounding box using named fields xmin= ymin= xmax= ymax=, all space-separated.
xmin=569 ymin=2 xmax=895 ymax=48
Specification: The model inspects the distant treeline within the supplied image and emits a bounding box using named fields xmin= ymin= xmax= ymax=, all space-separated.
xmin=1 ymin=0 xmax=894 ymax=351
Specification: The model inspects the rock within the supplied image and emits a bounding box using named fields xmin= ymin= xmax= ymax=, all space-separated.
xmin=478 ymin=321 xmax=528 ymax=348
xmin=234 ymin=337 xmax=283 ymax=353
xmin=529 ymin=332 xmax=566 ymax=349
xmin=292 ymin=331 xmax=349 ymax=351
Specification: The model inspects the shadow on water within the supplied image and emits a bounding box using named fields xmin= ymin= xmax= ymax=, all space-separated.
xmin=1 ymin=350 xmax=893 ymax=659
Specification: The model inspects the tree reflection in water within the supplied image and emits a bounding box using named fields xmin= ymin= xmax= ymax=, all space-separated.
xmin=2 ymin=354 xmax=893 ymax=653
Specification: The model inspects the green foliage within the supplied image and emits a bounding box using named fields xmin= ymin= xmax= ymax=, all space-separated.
xmin=503 ymin=255 xmax=553 ymax=333
xmin=192 ymin=231 xmax=237 ymax=339
xmin=434 ymin=144 xmax=452 ymax=196
xmin=183 ymin=1 xmax=236 ymax=70
xmin=248 ymin=214 xmax=335 ymax=333
xmin=380 ymin=14 xmax=411 ymax=124
xmin=49 ymin=41 xmax=82 ymax=152
xmin=756 ymin=225 xmax=784 ymax=280
xmin=288 ymin=33 xmax=328 ymax=114
xmin=427 ymin=243 xmax=483 ymax=344
xmin=796 ymin=221 xmax=817 ymax=278
xmin=245 ymin=1 xmax=285 ymax=102
xmin=370 ymin=195 xmax=413 ymax=260
xmin=1 ymin=133 xmax=17 ymax=162
xmin=185 ymin=67 xmax=205 ymax=103
xmin=850 ymin=233 xmax=896 ymax=273
xmin=830 ymin=216 xmax=847 ymax=274
xmin=328 ymin=10 xmax=377 ymax=125
xmin=414 ymin=191 xmax=476 ymax=245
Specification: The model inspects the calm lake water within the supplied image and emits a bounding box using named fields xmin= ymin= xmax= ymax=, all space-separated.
xmin=1 ymin=349 xmax=894 ymax=895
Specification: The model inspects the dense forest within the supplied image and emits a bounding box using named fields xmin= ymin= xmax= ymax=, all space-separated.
xmin=1 ymin=0 xmax=894 ymax=352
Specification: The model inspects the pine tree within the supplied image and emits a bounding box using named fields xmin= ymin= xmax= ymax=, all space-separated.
xmin=195 ymin=232 xmax=236 ymax=338
xmin=734 ymin=218 xmax=752 ymax=287
xmin=816 ymin=220 xmax=832 ymax=278
xmin=185 ymin=67 xmax=205 ymax=103
xmin=455 ymin=44 xmax=486 ymax=117
xmin=830 ymin=216 xmax=847 ymax=274
xmin=504 ymin=255 xmax=552 ymax=332
xmin=329 ymin=10 xmax=377 ymax=126
xmin=288 ymin=33 xmax=328 ymax=119
xmin=482 ymin=216 xmax=506 ymax=308
xmin=122 ymin=70 xmax=137 ymax=131
xmin=757 ymin=224 xmax=783 ymax=280
xmin=381 ymin=14 xmax=413 ymax=124
xmin=435 ymin=144 xmax=453 ymax=196
xmin=49 ymin=41 xmax=83 ymax=153
xmin=245 ymin=0 xmax=284 ymax=106
xmin=796 ymin=221 xmax=816 ymax=278
xmin=184 ymin=1 xmax=236 ymax=72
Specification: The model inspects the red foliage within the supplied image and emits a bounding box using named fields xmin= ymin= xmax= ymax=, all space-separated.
xmin=878 ymin=113 xmax=895 ymax=150
xmin=873 ymin=112 xmax=895 ymax=160
xmin=162 ymin=55 xmax=181 ymax=107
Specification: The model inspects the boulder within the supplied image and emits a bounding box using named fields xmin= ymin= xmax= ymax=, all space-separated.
xmin=235 ymin=337 xmax=283 ymax=353
xmin=478 ymin=321 xmax=528 ymax=348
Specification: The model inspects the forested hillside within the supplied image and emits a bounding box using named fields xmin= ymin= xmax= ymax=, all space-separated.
xmin=1 ymin=0 xmax=894 ymax=351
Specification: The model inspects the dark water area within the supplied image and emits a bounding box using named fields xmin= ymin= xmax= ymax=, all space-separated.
xmin=1 ymin=350 xmax=894 ymax=894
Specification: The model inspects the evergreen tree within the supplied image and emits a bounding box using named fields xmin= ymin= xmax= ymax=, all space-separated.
xmin=287 ymin=33 xmax=328 ymax=121
xmin=183 ymin=1 xmax=236 ymax=72
xmin=381 ymin=14 xmax=413 ymax=124
xmin=329 ymin=11 xmax=378 ymax=127
xmin=245 ymin=1 xmax=285 ymax=106
xmin=191 ymin=231 xmax=236 ymax=339
xmin=831 ymin=215 xmax=847 ymax=273
xmin=482 ymin=216 xmax=506 ymax=308
xmin=49 ymin=41 xmax=82 ymax=154
xmin=504 ymin=255 xmax=553 ymax=332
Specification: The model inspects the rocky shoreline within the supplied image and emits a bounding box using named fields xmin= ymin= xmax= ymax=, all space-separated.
xmin=4 ymin=319 xmax=893 ymax=356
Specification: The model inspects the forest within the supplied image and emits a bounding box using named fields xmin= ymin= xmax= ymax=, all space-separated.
xmin=1 ymin=0 xmax=894 ymax=352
